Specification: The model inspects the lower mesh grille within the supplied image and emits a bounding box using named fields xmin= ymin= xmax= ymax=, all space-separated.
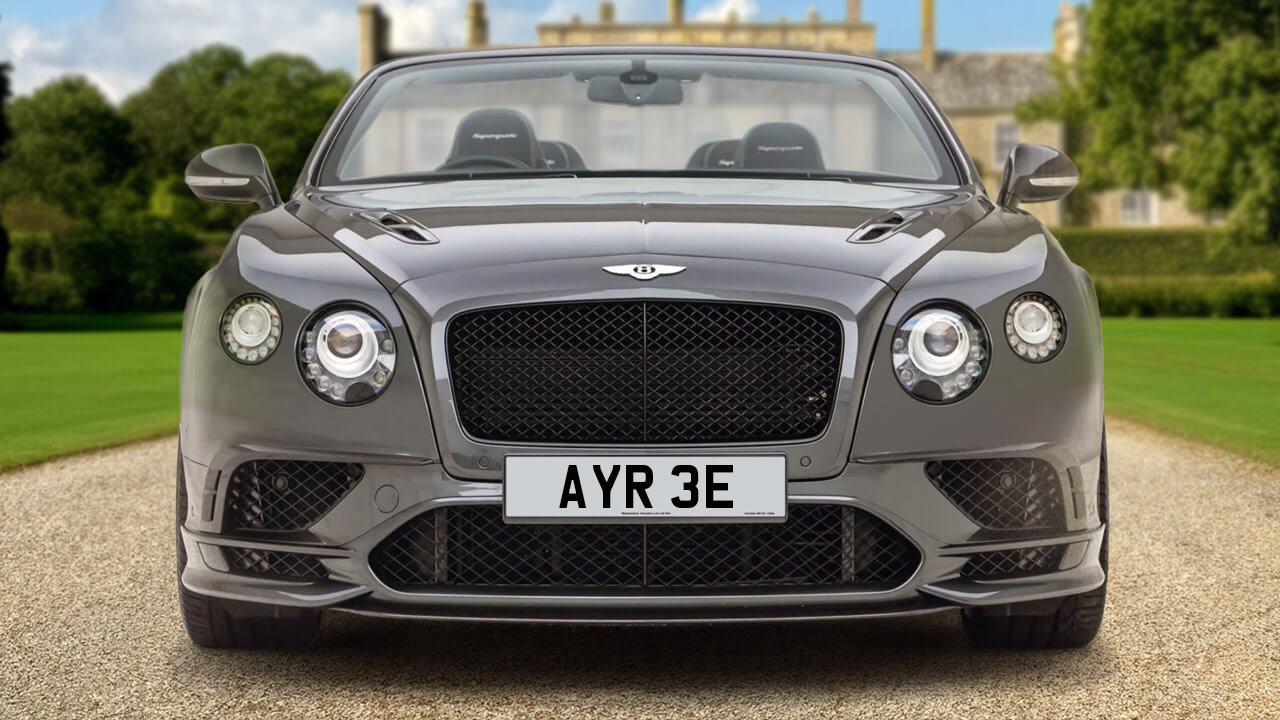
xmin=223 ymin=547 xmax=328 ymax=581
xmin=370 ymin=505 xmax=920 ymax=590
xmin=925 ymin=458 xmax=1065 ymax=531
xmin=961 ymin=545 xmax=1066 ymax=580
xmin=224 ymin=460 xmax=363 ymax=532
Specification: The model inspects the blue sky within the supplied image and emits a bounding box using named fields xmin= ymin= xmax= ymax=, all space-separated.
xmin=0 ymin=0 xmax=1066 ymax=100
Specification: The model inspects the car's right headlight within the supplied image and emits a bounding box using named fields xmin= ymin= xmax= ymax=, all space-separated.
xmin=1005 ymin=292 xmax=1065 ymax=362
xmin=892 ymin=304 xmax=989 ymax=404
xmin=298 ymin=306 xmax=396 ymax=405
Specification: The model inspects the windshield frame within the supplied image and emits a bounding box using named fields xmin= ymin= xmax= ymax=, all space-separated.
xmin=304 ymin=46 xmax=976 ymax=193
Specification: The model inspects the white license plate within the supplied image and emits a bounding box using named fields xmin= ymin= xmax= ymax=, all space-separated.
xmin=503 ymin=456 xmax=787 ymax=523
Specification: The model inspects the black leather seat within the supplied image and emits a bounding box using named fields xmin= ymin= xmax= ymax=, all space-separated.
xmin=737 ymin=123 xmax=824 ymax=170
xmin=540 ymin=140 xmax=587 ymax=170
xmin=443 ymin=108 xmax=545 ymax=169
xmin=686 ymin=140 xmax=740 ymax=169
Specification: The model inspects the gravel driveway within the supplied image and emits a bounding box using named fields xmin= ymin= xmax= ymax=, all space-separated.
xmin=2 ymin=418 xmax=1278 ymax=719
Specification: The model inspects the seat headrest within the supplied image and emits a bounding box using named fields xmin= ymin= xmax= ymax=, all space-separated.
xmin=687 ymin=141 xmax=716 ymax=168
xmin=687 ymin=140 xmax=741 ymax=169
xmin=738 ymin=123 xmax=824 ymax=171
xmin=539 ymin=140 xmax=587 ymax=170
xmin=540 ymin=141 xmax=569 ymax=169
xmin=448 ymin=108 xmax=543 ymax=168
xmin=558 ymin=142 xmax=586 ymax=170
xmin=705 ymin=140 xmax=741 ymax=169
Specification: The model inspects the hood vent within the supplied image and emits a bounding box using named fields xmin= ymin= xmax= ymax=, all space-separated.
xmin=360 ymin=210 xmax=440 ymax=244
xmin=847 ymin=210 xmax=922 ymax=244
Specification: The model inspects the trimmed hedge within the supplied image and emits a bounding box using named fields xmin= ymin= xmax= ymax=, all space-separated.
xmin=7 ymin=223 xmax=1279 ymax=317
xmin=1055 ymin=227 xmax=1280 ymax=317
xmin=5 ymin=232 xmax=79 ymax=311
xmin=3 ymin=216 xmax=203 ymax=313
xmin=1055 ymin=227 xmax=1280 ymax=277
xmin=1094 ymin=273 xmax=1279 ymax=317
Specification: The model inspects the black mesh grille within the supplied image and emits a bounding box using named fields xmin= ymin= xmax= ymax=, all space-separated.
xmin=447 ymin=301 xmax=841 ymax=444
xmin=224 ymin=460 xmax=364 ymax=532
xmin=961 ymin=545 xmax=1066 ymax=579
xmin=925 ymin=458 xmax=1065 ymax=531
xmin=369 ymin=505 xmax=919 ymax=590
xmin=223 ymin=547 xmax=328 ymax=581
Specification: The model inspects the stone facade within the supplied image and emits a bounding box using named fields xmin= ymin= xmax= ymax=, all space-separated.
xmin=354 ymin=0 xmax=1212 ymax=229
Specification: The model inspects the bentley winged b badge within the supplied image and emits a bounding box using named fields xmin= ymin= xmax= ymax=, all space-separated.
xmin=603 ymin=264 xmax=687 ymax=281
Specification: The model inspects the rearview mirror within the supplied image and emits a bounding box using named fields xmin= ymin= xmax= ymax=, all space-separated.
xmin=996 ymin=143 xmax=1078 ymax=210
xmin=184 ymin=144 xmax=281 ymax=210
xmin=587 ymin=76 xmax=684 ymax=105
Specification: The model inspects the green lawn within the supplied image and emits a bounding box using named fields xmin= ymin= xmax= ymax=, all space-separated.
xmin=0 ymin=315 xmax=1276 ymax=471
xmin=1102 ymin=318 xmax=1280 ymax=465
xmin=0 ymin=314 xmax=182 ymax=471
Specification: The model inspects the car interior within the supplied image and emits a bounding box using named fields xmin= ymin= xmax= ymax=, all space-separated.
xmin=440 ymin=108 xmax=827 ymax=174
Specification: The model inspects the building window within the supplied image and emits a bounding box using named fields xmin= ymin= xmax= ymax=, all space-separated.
xmin=994 ymin=122 xmax=1020 ymax=166
xmin=1120 ymin=190 xmax=1159 ymax=225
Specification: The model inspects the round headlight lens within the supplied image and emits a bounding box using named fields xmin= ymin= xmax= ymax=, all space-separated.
xmin=893 ymin=305 xmax=988 ymax=403
xmin=1006 ymin=293 xmax=1065 ymax=362
xmin=300 ymin=307 xmax=396 ymax=404
xmin=909 ymin=312 xmax=969 ymax=377
xmin=316 ymin=312 xmax=378 ymax=379
xmin=220 ymin=295 xmax=281 ymax=364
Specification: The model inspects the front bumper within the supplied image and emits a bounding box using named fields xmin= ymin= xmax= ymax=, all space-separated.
xmin=179 ymin=450 xmax=1106 ymax=623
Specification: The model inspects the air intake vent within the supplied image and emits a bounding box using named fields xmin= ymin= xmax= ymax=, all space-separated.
xmin=925 ymin=458 xmax=1065 ymax=531
xmin=961 ymin=545 xmax=1066 ymax=580
xmin=223 ymin=547 xmax=328 ymax=581
xmin=370 ymin=504 xmax=921 ymax=590
xmin=847 ymin=210 xmax=921 ymax=243
xmin=360 ymin=210 xmax=439 ymax=244
xmin=224 ymin=460 xmax=364 ymax=532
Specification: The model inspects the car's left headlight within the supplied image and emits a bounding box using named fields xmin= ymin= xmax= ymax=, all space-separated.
xmin=1005 ymin=292 xmax=1065 ymax=362
xmin=892 ymin=304 xmax=989 ymax=403
xmin=299 ymin=306 xmax=396 ymax=405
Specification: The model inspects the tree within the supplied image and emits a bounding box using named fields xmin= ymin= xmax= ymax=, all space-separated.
xmin=0 ymin=77 xmax=135 ymax=219
xmin=0 ymin=62 xmax=12 ymax=309
xmin=1023 ymin=0 xmax=1280 ymax=242
xmin=122 ymin=45 xmax=247 ymax=180
xmin=57 ymin=215 xmax=203 ymax=312
xmin=213 ymin=54 xmax=352 ymax=193
xmin=122 ymin=48 xmax=350 ymax=230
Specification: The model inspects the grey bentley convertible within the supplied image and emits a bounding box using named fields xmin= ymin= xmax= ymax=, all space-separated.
xmin=177 ymin=46 xmax=1106 ymax=650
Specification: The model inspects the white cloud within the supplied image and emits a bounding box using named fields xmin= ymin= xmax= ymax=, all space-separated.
xmin=0 ymin=0 xmax=469 ymax=102
xmin=692 ymin=0 xmax=759 ymax=22
xmin=378 ymin=0 xmax=469 ymax=51
xmin=0 ymin=0 xmax=683 ymax=102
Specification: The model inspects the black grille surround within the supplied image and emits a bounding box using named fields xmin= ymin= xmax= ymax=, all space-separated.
xmin=223 ymin=547 xmax=328 ymax=581
xmin=961 ymin=544 xmax=1067 ymax=580
xmin=224 ymin=460 xmax=364 ymax=532
xmin=925 ymin=458 xmax=1066 ymax=531
xmin=446 ymin=301 xmax=842 ymax=444
xmin=369 ymin=504 xmax=920 ymax=591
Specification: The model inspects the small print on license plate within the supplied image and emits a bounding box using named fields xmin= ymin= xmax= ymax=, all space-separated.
xmin=503 ymin=456 xmax=787 ymax=523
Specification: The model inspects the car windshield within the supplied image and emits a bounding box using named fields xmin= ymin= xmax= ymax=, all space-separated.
xmin=320 ymin=54 xmax=961 ymax=186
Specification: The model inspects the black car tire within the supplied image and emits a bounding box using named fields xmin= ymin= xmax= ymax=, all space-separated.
xmin=176 ymin=451 xmax=323 ymax=649
xmin=960 ymin=438 xmax=1108 ymax=650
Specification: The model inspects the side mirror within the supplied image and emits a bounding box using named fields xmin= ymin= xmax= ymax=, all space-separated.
xmin=184 ymin=144 xmax=281 ymax=210
xmin=997 ymin=143 xmax=1079 ymax=210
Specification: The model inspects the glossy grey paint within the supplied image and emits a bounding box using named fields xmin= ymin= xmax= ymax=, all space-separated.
xmin=184 ymin=144 xmax=282 ymax=210
xmin=997 ymin=143 xmax=1080 ymax=209
xmin=179 ymin=46 xmax=1105 ymax=622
